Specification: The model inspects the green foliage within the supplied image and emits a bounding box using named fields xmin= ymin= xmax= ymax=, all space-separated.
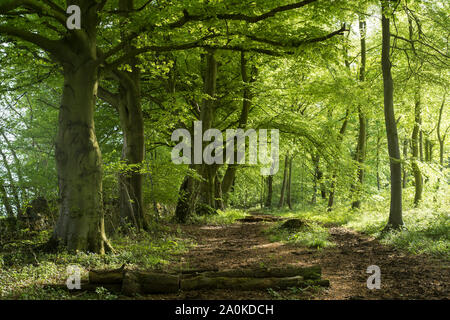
xmin=0 ymin=225 xmax=194 ymax=299
xmin=266 ymin=220 xmax=334 ymax=249
xmin=272 ymin=194 xmax=450 ymax=260
xmin=189 ymin=209 xmax=247 ymax=225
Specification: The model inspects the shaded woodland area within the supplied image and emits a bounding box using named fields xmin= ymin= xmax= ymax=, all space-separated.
xmin=0 ymin=0 xmax=448 ymax=300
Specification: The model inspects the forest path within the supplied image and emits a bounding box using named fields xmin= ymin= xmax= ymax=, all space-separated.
xmin=156 ymin=213 xmax=449 ymax=300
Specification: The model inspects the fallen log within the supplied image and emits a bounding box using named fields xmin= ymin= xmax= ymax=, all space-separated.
xmin=180 ymin=275 xmax=329 ymax=292
xmin=79 ymin=265 xmax=329 ymax=295
xmin=89 ymin=265 xmax=125 ymax=284
xmin=180 ymin=267 xmax=219 ymax=274
xmin=236 ymin=215 xmax=283 ymax=223
xmin=122 ymin=272 xmax=180 ymax=295
xmin=181 ymin=265 xmax=321 ymax=280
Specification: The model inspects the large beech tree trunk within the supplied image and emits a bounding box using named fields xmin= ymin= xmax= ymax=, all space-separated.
xmin=0 ymin=1 xmax=112 ymax=253
xmin=50 ymin=2 xmax=112 ymax=253
xmin=53 ymin=59 xmax=110 ymax=253
xmin=381 ymin=1 xmax=403 ymax=229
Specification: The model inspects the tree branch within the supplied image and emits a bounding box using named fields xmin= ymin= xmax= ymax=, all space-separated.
xmin=0 ymin=0 xmax=67 ymax=26
xmin=0 ymin=25 xmax=66 ymax=60
xmin=169 ymin=0 xmax=318 ymax=28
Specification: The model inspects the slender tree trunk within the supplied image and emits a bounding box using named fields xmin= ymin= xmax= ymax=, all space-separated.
xmin=437 ymin=93 xmax=447 ymax=167
xmin=351 ymin=17 xmax=367 ymax=210
xmin=0 ymin=130 xmax=25 ymax=202
xmin=0 ymin=149 xmax=21 ymax=214
xmin=381 ymin=2 xmax=403 ymax=230
xmin=116 ymin=71 xmax=146 ymax=230
xmin=278 ymin=155 xmax=289 ymax=208
xmin=402 ymin=138 xmax=408 ymax=188
xmin=287 ymin=156 xmax=293 ymax=210
xmin=265 ymin=175 xmax=273 ymax=208
xmin=111 ymin=0 xmax=147 ymax=231
xmin=260 ymin=176 xmax=265 ymax=209
xmin=311 ymin=152 xmax=319 ymax=204
xmin=376 ymin=128 xmax=382 ymax=191
xmin=221 ymin=52 xmax=255 ymax=197
xmin=0 ymin=181 xmax=14 ymax=218
xmin=411 ymin=91 xmax=423 ymax=207
xmin=429 ymin=140 xmax=433 ymax=162
xmin=419 ymin=129 xmax=423 ymax=162
xmin=327 ymin=110 xmax=349 ymax=212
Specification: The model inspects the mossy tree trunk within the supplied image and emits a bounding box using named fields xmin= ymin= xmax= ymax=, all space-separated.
xmin=53 ymin=56 xmax=110 ymax=253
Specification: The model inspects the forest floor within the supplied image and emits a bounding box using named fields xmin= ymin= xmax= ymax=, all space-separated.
xmin=149 ymin=212 xmax=449 ymax=300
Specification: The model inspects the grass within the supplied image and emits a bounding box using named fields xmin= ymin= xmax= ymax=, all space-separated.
xmin=263 ymin=188 xmax=450 ymax=260
xmin=265 ymin=220 xmax=335 ymax=249
xmin=0 ymin=224 xmax=194 ymax=300
xmin=188 ymin=209 xmax=247 ymax=225
xmin=346 ymin=207 xmax=449 ymax=258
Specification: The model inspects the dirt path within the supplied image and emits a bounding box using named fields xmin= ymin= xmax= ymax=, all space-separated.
xmin=154 ymin=216 xmax=449 ymax=300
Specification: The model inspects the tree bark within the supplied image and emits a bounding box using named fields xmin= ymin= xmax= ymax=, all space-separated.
xmin=402 ymin=138 xmax=408 ymax=188
xmin=51 ymin=3 xmax=112 ymax=253
xmin=436 ymin=93 xmax=447 ymax=167
xmin=287 ymin=156 xmax=293 ymax=210
xmin=310 ymin=152 xmax=319 ymax=204
xmin=0 ymin=181 xmax=14 ymax=218
xmin=278 ymin=155 xmax=289 ymax=208
xmin=327 ymin=110 xmax=349 ymax=212
xmin=175 ymin=52 xmax=218 ymax=222
xmin=351 ymin=17 xmax=367 ymax=210
xmin=221 ymin=52 xmax=255 ymax=198
xmin=0 ymin=149 xmax=21 ymax=214
xmin=265 ymin=175 xmax=273 ymax=208
xmin=0 ymin=130 xmax=25 ymax=203
xmin=85 ymin=265 xmax=328 ymax=295
xmin=381 ymin=1 xmax=403 ymax=229
xmin=376 ymin=126 xmax=382 ymax=191
xmin=0 ymin=1 xmax=113 ymax=253
xmin=411 ymin=91 xmax=423 ymax=207
xmin=116 ymin=71 xmax=146 ymax=230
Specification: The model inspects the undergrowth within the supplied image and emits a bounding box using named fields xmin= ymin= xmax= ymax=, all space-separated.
xmin=265 ymin=187 xmax=449 ymax=260
xmin=0 ymin=223 xmax=193 ymax=300
xmin=265 ymin=220 xmax=334 ymax=249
